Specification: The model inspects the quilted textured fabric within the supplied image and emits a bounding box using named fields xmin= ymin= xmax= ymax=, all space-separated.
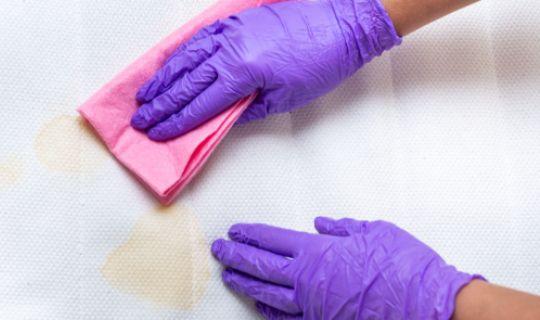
xmin=0 ymin=0 xmax=539 ymax=319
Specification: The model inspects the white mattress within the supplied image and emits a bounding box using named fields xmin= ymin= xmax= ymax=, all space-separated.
xmin=1 ymin=0 xmax=539 ymax=318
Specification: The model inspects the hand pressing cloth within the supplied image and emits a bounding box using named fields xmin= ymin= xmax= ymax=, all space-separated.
xmin=78 ymin=0 xmax=282 ymax=205
xmin=79 ymin=0 xmax=400 ymax=205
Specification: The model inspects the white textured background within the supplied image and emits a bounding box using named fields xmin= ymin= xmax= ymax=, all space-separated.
xmin=0 ymin=0 xmax=539 ymax=319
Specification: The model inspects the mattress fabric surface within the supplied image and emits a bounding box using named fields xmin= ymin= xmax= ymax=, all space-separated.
xmin=0 ymin=0 xmax=539 ymax=318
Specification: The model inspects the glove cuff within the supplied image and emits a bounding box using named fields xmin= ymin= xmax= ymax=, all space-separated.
xmin=331 ymin=0 xmax=402 ymax=68
xmin=426 ymin=267 xmax=486 ymax=320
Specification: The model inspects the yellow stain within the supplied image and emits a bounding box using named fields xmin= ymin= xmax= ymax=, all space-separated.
xmin=0 ymin=156 xmax=23 ymax=190
xmin=101 ymin=205 xmax=211 ymax=310
xmin=34 ymin=115 xmax=107 ymax=173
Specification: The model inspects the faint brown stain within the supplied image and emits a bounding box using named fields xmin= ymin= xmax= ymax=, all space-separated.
xmin=0 ymin=156 xmax=23 ymax=190
xmin=34 ymin=115 xmax=107 ymax=173
xmin=101 ymin=205 xmax=211 ymax=309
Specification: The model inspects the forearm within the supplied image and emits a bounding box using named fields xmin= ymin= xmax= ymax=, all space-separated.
xmin=380 ymin=0 xmax=480 ymax=36
xmin=453 ymin=280 xmax=540 ymax=320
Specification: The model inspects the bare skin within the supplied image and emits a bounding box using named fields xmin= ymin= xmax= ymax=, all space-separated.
xmin=453 ymin=280 xmax=540 ymax=320
xmin=381 ymin=0 xmax=480 ymax=36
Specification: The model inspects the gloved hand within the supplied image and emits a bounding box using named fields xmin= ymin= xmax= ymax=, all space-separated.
xmin=131 ymin=0 xmax=401 ymax=141
xmin=211 ymin=217 xmax=483 ymax=319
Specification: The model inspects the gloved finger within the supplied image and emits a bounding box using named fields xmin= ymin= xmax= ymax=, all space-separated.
xmin=131 ymin=62 xmax=217 ymax=130
xmin=147 ymin=78 xmax=251 ymax=141
xmin=314 ymin=216 xmax=369 ymax=236
xmin=227 ymin=223 xmax=314 ymax=257
xmin=222 ymin=269 xmax=301 ymax=315
xmin=255 ymin=302 xmax=302 ymax=320
xmin=211 ymin=239 xmax=294 ymax=287
xmin=136 ymin=32 xmax=220 ymax=103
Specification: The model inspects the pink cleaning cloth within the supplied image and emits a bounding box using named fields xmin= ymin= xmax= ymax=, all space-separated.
xmin=78 ymin=0 xmax=281 ymax=205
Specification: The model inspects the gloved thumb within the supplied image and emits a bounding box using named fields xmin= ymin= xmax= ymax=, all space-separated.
xmin=255 ymin=302 xmax=302 ymax=320
xmin=236 ymin=88 xmax=288 ymax=125
xmin=314 ymin=217 xmax=368 ymax=236
xmin=236 ymin=100 xmax=268 ymax=125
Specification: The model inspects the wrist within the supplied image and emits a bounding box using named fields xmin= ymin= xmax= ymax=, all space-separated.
xmin=453 ymin=280 xmax=540 ymax=320
xmin=453 ymin=280 xmax=490 ymax=320
xmin=438 ymin=272 xmax=485 ymax=320
xmin=379 ymin=0 xmax=480 ymax=36
xmin=415 ymin=263 xmax=484 ymax=320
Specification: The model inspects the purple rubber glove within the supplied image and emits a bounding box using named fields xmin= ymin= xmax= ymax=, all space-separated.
xmin=211 ymin=217 xmax=483 ymax=319
xmin=131 ymin=0 xmax=401 ymax=141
